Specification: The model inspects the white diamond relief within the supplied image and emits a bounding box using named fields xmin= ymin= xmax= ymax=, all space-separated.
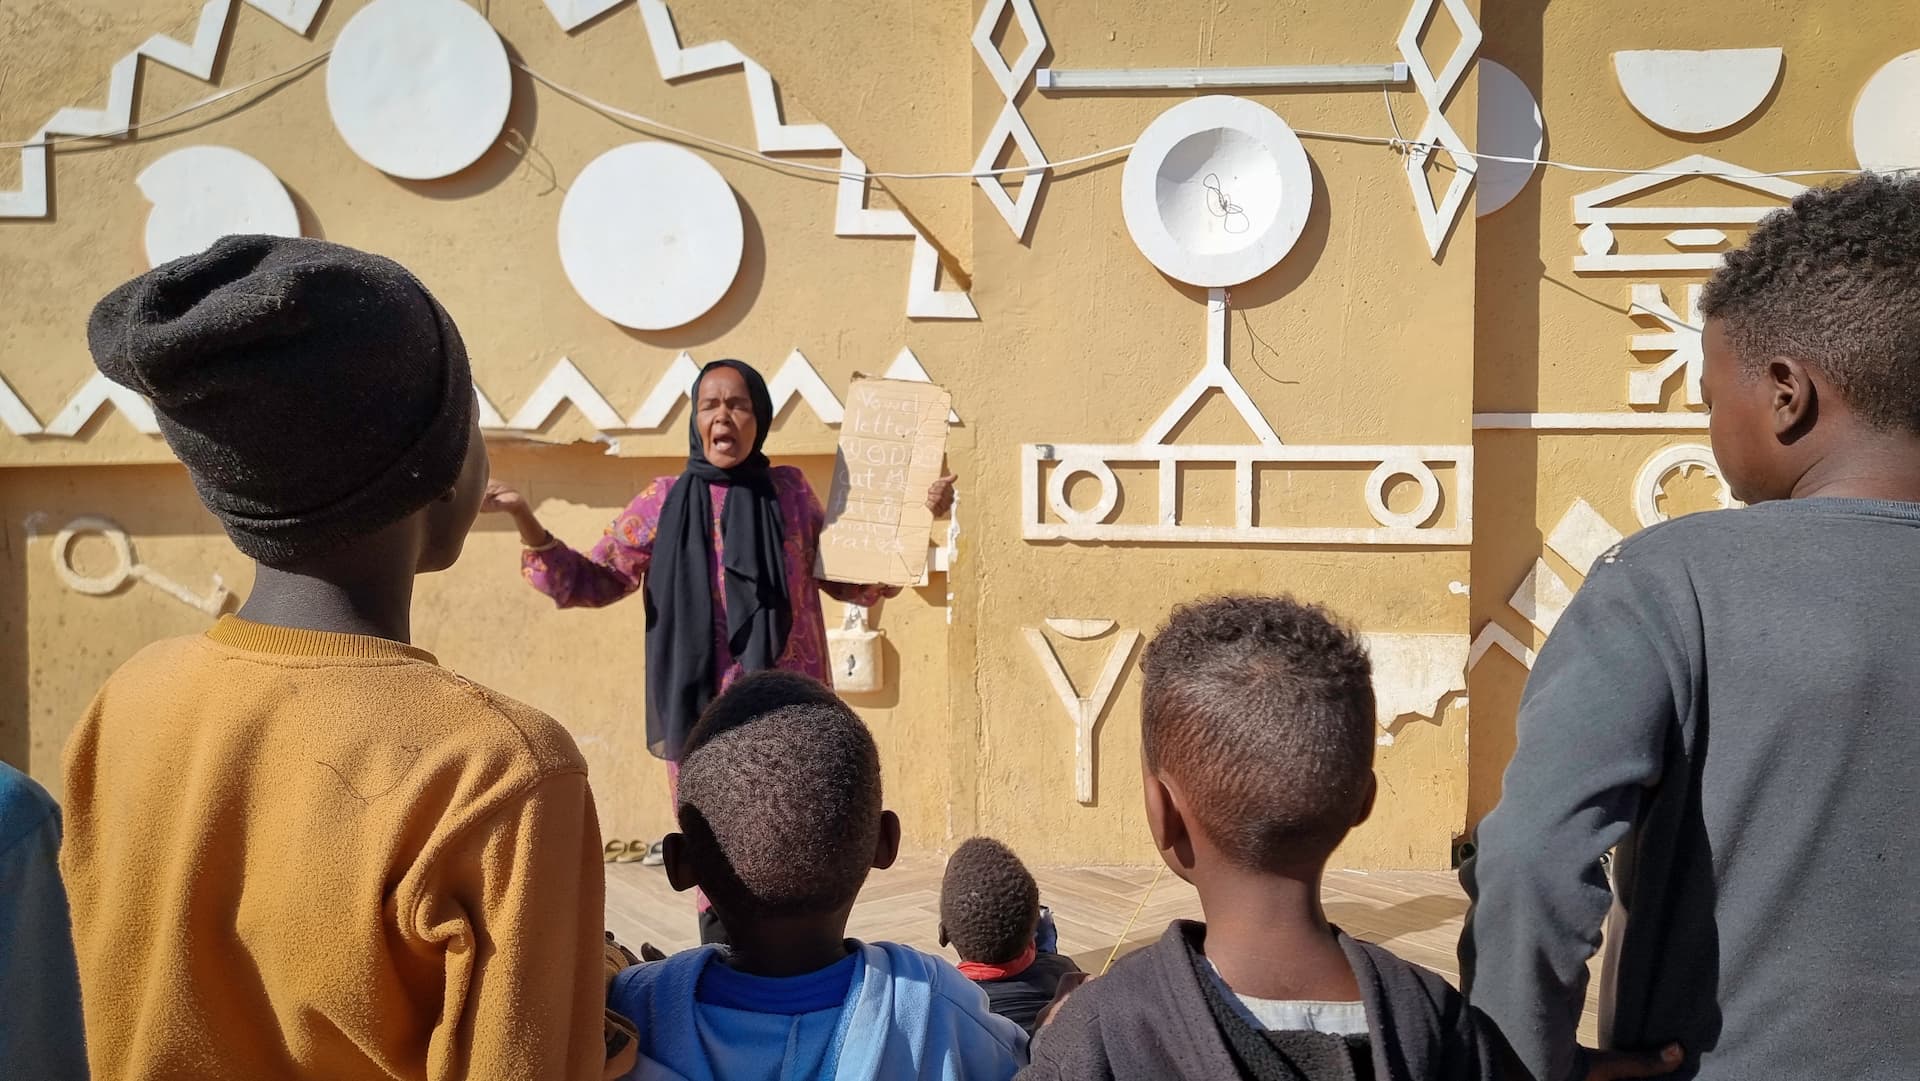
xmin=973 ymin=102 xmax=1046 ymax=241
xmin=971 ymin=0 xmax=1048 ymax=99
xmin=1395 ymin=0 xmax=1481 ymax=258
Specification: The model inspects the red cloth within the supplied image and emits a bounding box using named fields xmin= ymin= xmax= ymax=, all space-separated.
xmin=958 ymin=943 xmax=1037 ymax=982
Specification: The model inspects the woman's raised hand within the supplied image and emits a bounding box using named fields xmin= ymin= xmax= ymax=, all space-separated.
xmin=926 ymin=474 xmax=958 ymax=516
xmin=481 ymin=480 xmax=528 ymax=515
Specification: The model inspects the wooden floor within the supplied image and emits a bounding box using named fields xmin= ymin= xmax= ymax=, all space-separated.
xmin=607 ymin=857 xmax=1600 ymax=1042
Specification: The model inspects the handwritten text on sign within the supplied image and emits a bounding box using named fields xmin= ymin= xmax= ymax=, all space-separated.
xmin=816 ymin=376 xmax=952 ymax=587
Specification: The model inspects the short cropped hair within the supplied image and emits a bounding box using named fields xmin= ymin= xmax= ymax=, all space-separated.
xmin=675 ymin=675 xmax=883 ymax=919
xmin=682 ymin=670 xmax=844 ymax=759
xmin=1141 ymin=595 xmax=1375 ymax=871
xmin=940 ymin=837 xmax=1040 ymax=964
xmin=1700 ymin=172 xmax=1920 ymax=433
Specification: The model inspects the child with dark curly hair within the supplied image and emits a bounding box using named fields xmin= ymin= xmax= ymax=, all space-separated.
xmin=608 ymin=671 xmax=1027 ymax=1080
xmin=1024 ymin=595 xmax=1502 ymax=1081
xmin=940 ymin=837 xmax=1084 ymax=1034
xmin=1462 ymin=172 xmax=1920 ymax=1081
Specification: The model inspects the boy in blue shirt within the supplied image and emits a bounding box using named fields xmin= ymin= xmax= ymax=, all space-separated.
xmin=0 ymin=761 xmax=87 ymax=1080
xmin=609 ymin=672 xmax=1027 ymax=1080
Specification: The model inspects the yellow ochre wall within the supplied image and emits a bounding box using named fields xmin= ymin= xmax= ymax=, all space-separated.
xmin=1 ymin=0 xmax=1909 ymax=868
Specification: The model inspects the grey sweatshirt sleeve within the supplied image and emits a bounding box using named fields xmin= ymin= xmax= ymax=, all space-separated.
xmin=1457 ymin=551 xmax=1689 ymax=1081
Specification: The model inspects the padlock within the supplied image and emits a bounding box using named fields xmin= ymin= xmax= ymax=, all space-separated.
xmin=827 ymin=604 xmax=884 ymax=694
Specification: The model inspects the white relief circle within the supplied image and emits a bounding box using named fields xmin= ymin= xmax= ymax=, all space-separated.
xmin=52 ymin=518 xmax=134 ymax=595
xmin=558 ymin=142 xmax=745 ymax=331
xmin=325 ymin=0 xmax=513 ymax=180
xmin=136 ymin=146 xmax=300 ymax=267
xmin=1633 ymin=443 xmax=1737 ymax=527
xmin=1121 ymin=95 xmax=1315 ymax=287
xmin=1475 ymin=61 xmax=1545 ymax=217
xmin=1047 ymin=457 xmax=1120 ymax=525
xmin=1853 ymin=50 xmax=1920 ymax=174
xmin=1365 ymin=459 xmax=1442 ymax=529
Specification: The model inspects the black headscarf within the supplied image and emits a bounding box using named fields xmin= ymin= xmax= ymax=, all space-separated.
xmin=644 ymin=360 xmax=793 ymax=761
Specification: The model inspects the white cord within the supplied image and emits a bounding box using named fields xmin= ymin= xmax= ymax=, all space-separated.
xmin=0 ymin=48 xmax=1898 ymax=183
xmin=0 ymin=53 xmax=331 ymax=150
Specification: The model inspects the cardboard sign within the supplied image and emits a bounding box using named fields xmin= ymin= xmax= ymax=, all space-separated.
xmin=816 ymin=376 xmax=952 ymax=587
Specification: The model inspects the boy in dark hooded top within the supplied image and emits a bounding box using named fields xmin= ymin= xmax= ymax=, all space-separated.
xmin=1022 ymin=595 xmax=1503 ymax=1081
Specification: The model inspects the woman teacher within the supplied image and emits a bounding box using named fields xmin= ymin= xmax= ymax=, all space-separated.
xmin=482 ymin=359 xmax=954 ymax=942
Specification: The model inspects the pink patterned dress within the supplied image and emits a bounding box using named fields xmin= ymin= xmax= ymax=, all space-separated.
xmin=521 ymin=466 xmax=897 ymax=737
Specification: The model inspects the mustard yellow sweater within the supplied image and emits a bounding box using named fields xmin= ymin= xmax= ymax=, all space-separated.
xmin=60 ymin=617 xmax=606 ymax=1081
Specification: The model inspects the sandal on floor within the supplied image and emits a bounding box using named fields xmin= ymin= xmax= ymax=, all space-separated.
xmin=614 ymin=839 xmax=651 ymax=864
xmin=640 ymin=840 xmax=666 ymax=867
xmin=603 ymin=840 xmax=629 ymax=863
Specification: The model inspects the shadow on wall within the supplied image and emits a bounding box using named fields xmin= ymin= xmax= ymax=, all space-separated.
xmin=1466 ymin=0 xmax=1550 ymax=829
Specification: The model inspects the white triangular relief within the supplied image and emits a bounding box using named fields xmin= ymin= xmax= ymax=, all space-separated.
xmin=765 ymin=350 xmax=845 ymax=424
xmin=506 ymin=357 xmax=624 ymax=432
xmin=0 ymin=373 xmax=44 ymax=435
xmin=628 ymin=351 xmax=703 ymax=431
xmin=881 ymin=348 xmax=961 ymax=423
xmin=541 ymin=0 xmax=627 ymax=33
xmin=44 ymin=373 xmax=160 ymax=436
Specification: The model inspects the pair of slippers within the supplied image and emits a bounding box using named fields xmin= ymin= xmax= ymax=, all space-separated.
xmin=603 ymin=839 xmax=665 ymax=866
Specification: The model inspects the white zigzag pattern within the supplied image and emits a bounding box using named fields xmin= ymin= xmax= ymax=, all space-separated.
xmin=0 ymin=0 xmax=324 ymax=219
xmin=473 ymin=348 xmax=956 ymax=437
xmin=633 ymin=0 xmax=976 ymax=320
xmin=6 ymin=347 xmax=959 ymax=440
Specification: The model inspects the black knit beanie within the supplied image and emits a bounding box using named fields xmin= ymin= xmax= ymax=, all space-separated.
xmin=87 ymin=235 xmax=475 ymax=565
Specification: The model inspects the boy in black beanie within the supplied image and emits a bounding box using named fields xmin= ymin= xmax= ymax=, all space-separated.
xmin=60 ymin=235 xmax=617 ymax=1081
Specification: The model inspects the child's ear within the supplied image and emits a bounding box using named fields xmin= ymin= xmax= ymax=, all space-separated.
xmin=1142 ymin=757 xmax=1194 ymax=875
xmin=1352 ymin=772 xmax=1379 ymax=828
xmin=872 ymin=810 xmax=902 ymax=871
xmin=938 ymin=923 xmax=950 ymax=948
xmin=661 ymin=832 xmax=698 ymax=893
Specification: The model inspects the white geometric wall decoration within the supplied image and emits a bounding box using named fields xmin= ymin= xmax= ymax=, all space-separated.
xmin=1572 ymin=156 xmax=1806 ymax=273
xmin=834 ymin=152 xmax=979 ymax=321
xmin=635 ymin=2 xmax=977 ymax=320
xmin=972 ymin=103 xmax=1046 ymax=241
xmin=971 ymin=0 xmax=1050 ymax=239
xmin=1360 ymin=632 xmax=1470 ymax=741
xmin=0 ymin=0 xmax=327 ymax=218
xmin=1396 ymin=0 xmax=1481 ymax=257
xmin=505 ymin=357 xmax=626 ymax=432
xmin=471 ymin=348 xmax=954 ymax=440
xmin=627 ymin=352 xmax=704 ymax=431
xmin=324 ymin=0 xmax=514 ymax=180
xmin=43 ymin=374 xmax=161 ymax=437
xmin=1634 ymin=444 xmax=1736 ymax=527
xmin=1852 ymin=50 xmax=1920 ymax=173
xmin=1627 ymin=284 xmax=1705 ymax=408
xmin=0 ymin=375 xmax=45 ymax=436
xmin=1475 ymin=60 xmax=1544 ymax=217
xmin=1468 ymin=498 xmax=1624 ymax=674
xmin=558 ymin=142 xmax=745 ymax=330
xmin=1121 ymin=97 xmax=1316 ymax=289
xmin=50 ymin=516 xmax=231 ymax=616
xmin=244 ymin=0 xmax=323 ymax=33
xmin=1021 ymin=290 xmax=1473 ymax=546
xmin=1024 ymin=623 xmax=1141 ymax=805
xmin=881 ymin=348 xmax=963 ymax=424
xmin=763 ymin=350 xmax=846 ymax=424
xmin=1613 ymin=49 xmax=1783 ymax=135
xmin=137 ymin=146 xmax=300 ymax=267
xmin=474 ymin=385 xmax=508 ymax=430
xmin=543 ymin=0 xmax=628 ymax=33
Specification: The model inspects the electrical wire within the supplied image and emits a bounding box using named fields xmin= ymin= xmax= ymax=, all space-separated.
xmin=1 ymin=47 xmax=1902 ymax=185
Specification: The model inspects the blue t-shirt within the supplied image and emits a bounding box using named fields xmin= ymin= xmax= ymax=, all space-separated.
xmin=694 ymin=949 xmax=859 ymax=1014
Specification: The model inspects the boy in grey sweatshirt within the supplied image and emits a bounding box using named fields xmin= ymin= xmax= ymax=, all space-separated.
xmin=1460 ymin=173 xmax=1920 ymax=1081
